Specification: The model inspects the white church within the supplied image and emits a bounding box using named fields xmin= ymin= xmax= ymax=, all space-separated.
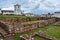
xmin=0 ymin=4 xmax=34 ymax=16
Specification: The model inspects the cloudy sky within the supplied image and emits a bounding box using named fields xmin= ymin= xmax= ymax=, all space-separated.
xmin=0 ymin=0 xmax=60 ymax=15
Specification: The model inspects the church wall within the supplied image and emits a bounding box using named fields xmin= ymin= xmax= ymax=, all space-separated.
xmin=0 ymin=11 xmax=1 ymax=13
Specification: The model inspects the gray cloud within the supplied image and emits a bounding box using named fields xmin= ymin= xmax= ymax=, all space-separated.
xmin=0 ymin=0 xmax=60 ymax=14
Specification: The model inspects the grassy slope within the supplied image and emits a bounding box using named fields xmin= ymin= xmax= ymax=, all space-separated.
xmin=22 ymin=20 xmax=45 ymax=24
xmin=14 ymin=23 xmax=60 ymax=40
xmin=44 ymin=25 xmax=60 ymax=40
xmin=0 ymin=15 xmax=36 ymax=18
xmin=14 ymin=24 xmax=53 ymax=40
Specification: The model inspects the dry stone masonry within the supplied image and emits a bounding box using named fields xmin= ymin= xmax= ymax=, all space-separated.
xmin=0 ymin=17 xmax=57 ymax=40
xmin=20 ymin=32 xmax=57 ymax=40
xmin=0 ymin=17 xmax=56 ymax=35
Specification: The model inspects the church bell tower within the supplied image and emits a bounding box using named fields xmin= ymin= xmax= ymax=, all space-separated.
xmin=14 ymin=4 xmax=22 ymax=15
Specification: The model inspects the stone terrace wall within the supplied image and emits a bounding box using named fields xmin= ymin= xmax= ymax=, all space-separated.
xmin=20 ymin=18 xmax=56 ymax=33
xmin=20 ymin=32 xmax=57 ymax=40
xmin=56 ymin=18 xmax=60 ymax=21
xmin=0 ymin=18 xmax=56 ymax=34
xmin=0 ymin=17 xmax=42 ymax=23
xmin=0 ymin=22 xmax=9 ymax=33
xmin=0 ymin=21 xmax=22 ymax=34
xmin=5 ymin=18 xmax=55 ymax=34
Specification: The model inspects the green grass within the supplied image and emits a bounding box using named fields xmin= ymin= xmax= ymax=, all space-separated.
xmin=55 ymin=22 xmax=60 ymax=24
xmin=13 ymin=22 xmax=60 ymax=40
xmin=0 ymin=15 xmax=36 ymax=18
xmin=22 ymin=20 xmax=45 ymax=24
xmin=13 ymin=24 xmax=53 ymax=40
xmin=44 ymin=25 xmax=60 ymax=40
xmin=14 ymin=34 xmax=21 ymax=40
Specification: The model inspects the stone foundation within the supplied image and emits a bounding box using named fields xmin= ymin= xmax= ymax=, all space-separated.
xmin=20 ymin=32 xmax=57 ymax=40
xmin=0 ymin=18 xmax=56 ymax=34
xmin=0 ymin=17 xmax=42 ymax=23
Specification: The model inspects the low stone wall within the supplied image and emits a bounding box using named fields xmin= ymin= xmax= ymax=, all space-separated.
xmin=20 ymin=32 xmax=57 ymax=40
xmin=0 ymin=21 xmax=22 ymax=34
xmin=19 ymin=18 xmax=56 ymax=33
xmin=0 ymin=18 xmax=56 ymax=34
xmin=0 ymin=17 xmax=43 ymax=23
xmin=7 ymin=18 xmax=55 ymax=34
xmin=56 ymin=18 xmax=60 ymax=21
xmin=0 ymin=22 xmax=9 ymax=33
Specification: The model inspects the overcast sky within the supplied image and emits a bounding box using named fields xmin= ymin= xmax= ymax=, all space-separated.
xmin=0 ymin=0 xmax=60 ymax=15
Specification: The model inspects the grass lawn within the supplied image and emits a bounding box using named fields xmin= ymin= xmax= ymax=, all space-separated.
xmin=0 ymin=15 xmax=36 ymax=18
xmin=55 ymin=22 xmax=60 ymax=24
xmin=44 ymin=25 xmax=60 ymax=40
xmin=22 ymin=20 xmax=45 ymax=24
xmin=14 ymin=22 xmax=60 ymax=40
xmin=13 ymin=24 xmax=53 ymax=40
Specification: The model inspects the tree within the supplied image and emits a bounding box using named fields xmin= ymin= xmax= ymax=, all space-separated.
xmin=48 ymin=13 xmax=50 ymax=15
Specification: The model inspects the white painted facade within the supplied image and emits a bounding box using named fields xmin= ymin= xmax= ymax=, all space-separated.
xmin=24 ymin=13 xmax=34 ymax=16
xmin=0 ymin=9 xmax=2 ymax=14
xmin=52 ymin=12 xmax=60 ymax=18
xmin=2 ymin=12 xmax=14 ymax=15
xmin=0 ymin=4 xmax=22 ymax=15
xmin=0 ymin=4 xmax=34 ymax=16
xmin=25 ymin=14 xmax=34 ymax=16
xmin=14 ymin=4 xmax=22 ymax=15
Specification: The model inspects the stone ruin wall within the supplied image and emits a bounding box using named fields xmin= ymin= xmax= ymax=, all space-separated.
xmin=0 ymin=17 xmax=56 ymax=34
xmin=10 ymin=18 xmax=55 ymax=34
xmin=0 ymin=17 xmax=42 ymax=23
xmin=56 ymin=18 xmax=60 ymax=21
xmin=0 ymin=22 xmax=9 ymax=33
xmin=20 ymin=18 xmax=56 ymax=33
xmin=0 ymin=17 xmax=42 ymax=34
xmin=20 ymin=32 xmax=57 ymax=40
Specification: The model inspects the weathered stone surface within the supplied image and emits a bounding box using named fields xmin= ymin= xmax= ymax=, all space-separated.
xmin=0 ymin=18 xmax=56 ymax=35
xmin=3 ymin=36 xmax=14 ymax=40
xmin=0 ymin=17 xmax=43 ymax=23
xmin=20 ymin=32 xmax=57 ymax=40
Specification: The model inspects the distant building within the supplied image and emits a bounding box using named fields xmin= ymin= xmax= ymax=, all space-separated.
xmin=1 ymin=4 xmax=22 ymax=15
xmin=24 ymin=13 xmax=34 ymax=16
xmin=14 ymin=4 xmax=22 ymax=15
xmin=1 ymin=10 xmax=14 ymax=14
xmin=0 ymin=4 xmax=34 ymax=16
xmin=0 ymin=9 xmax=2 ymax=14
xmin=40 ymin=14 xmax=52 ymax=18
xmin=52 ymin=12 xmax=60 ymax=18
